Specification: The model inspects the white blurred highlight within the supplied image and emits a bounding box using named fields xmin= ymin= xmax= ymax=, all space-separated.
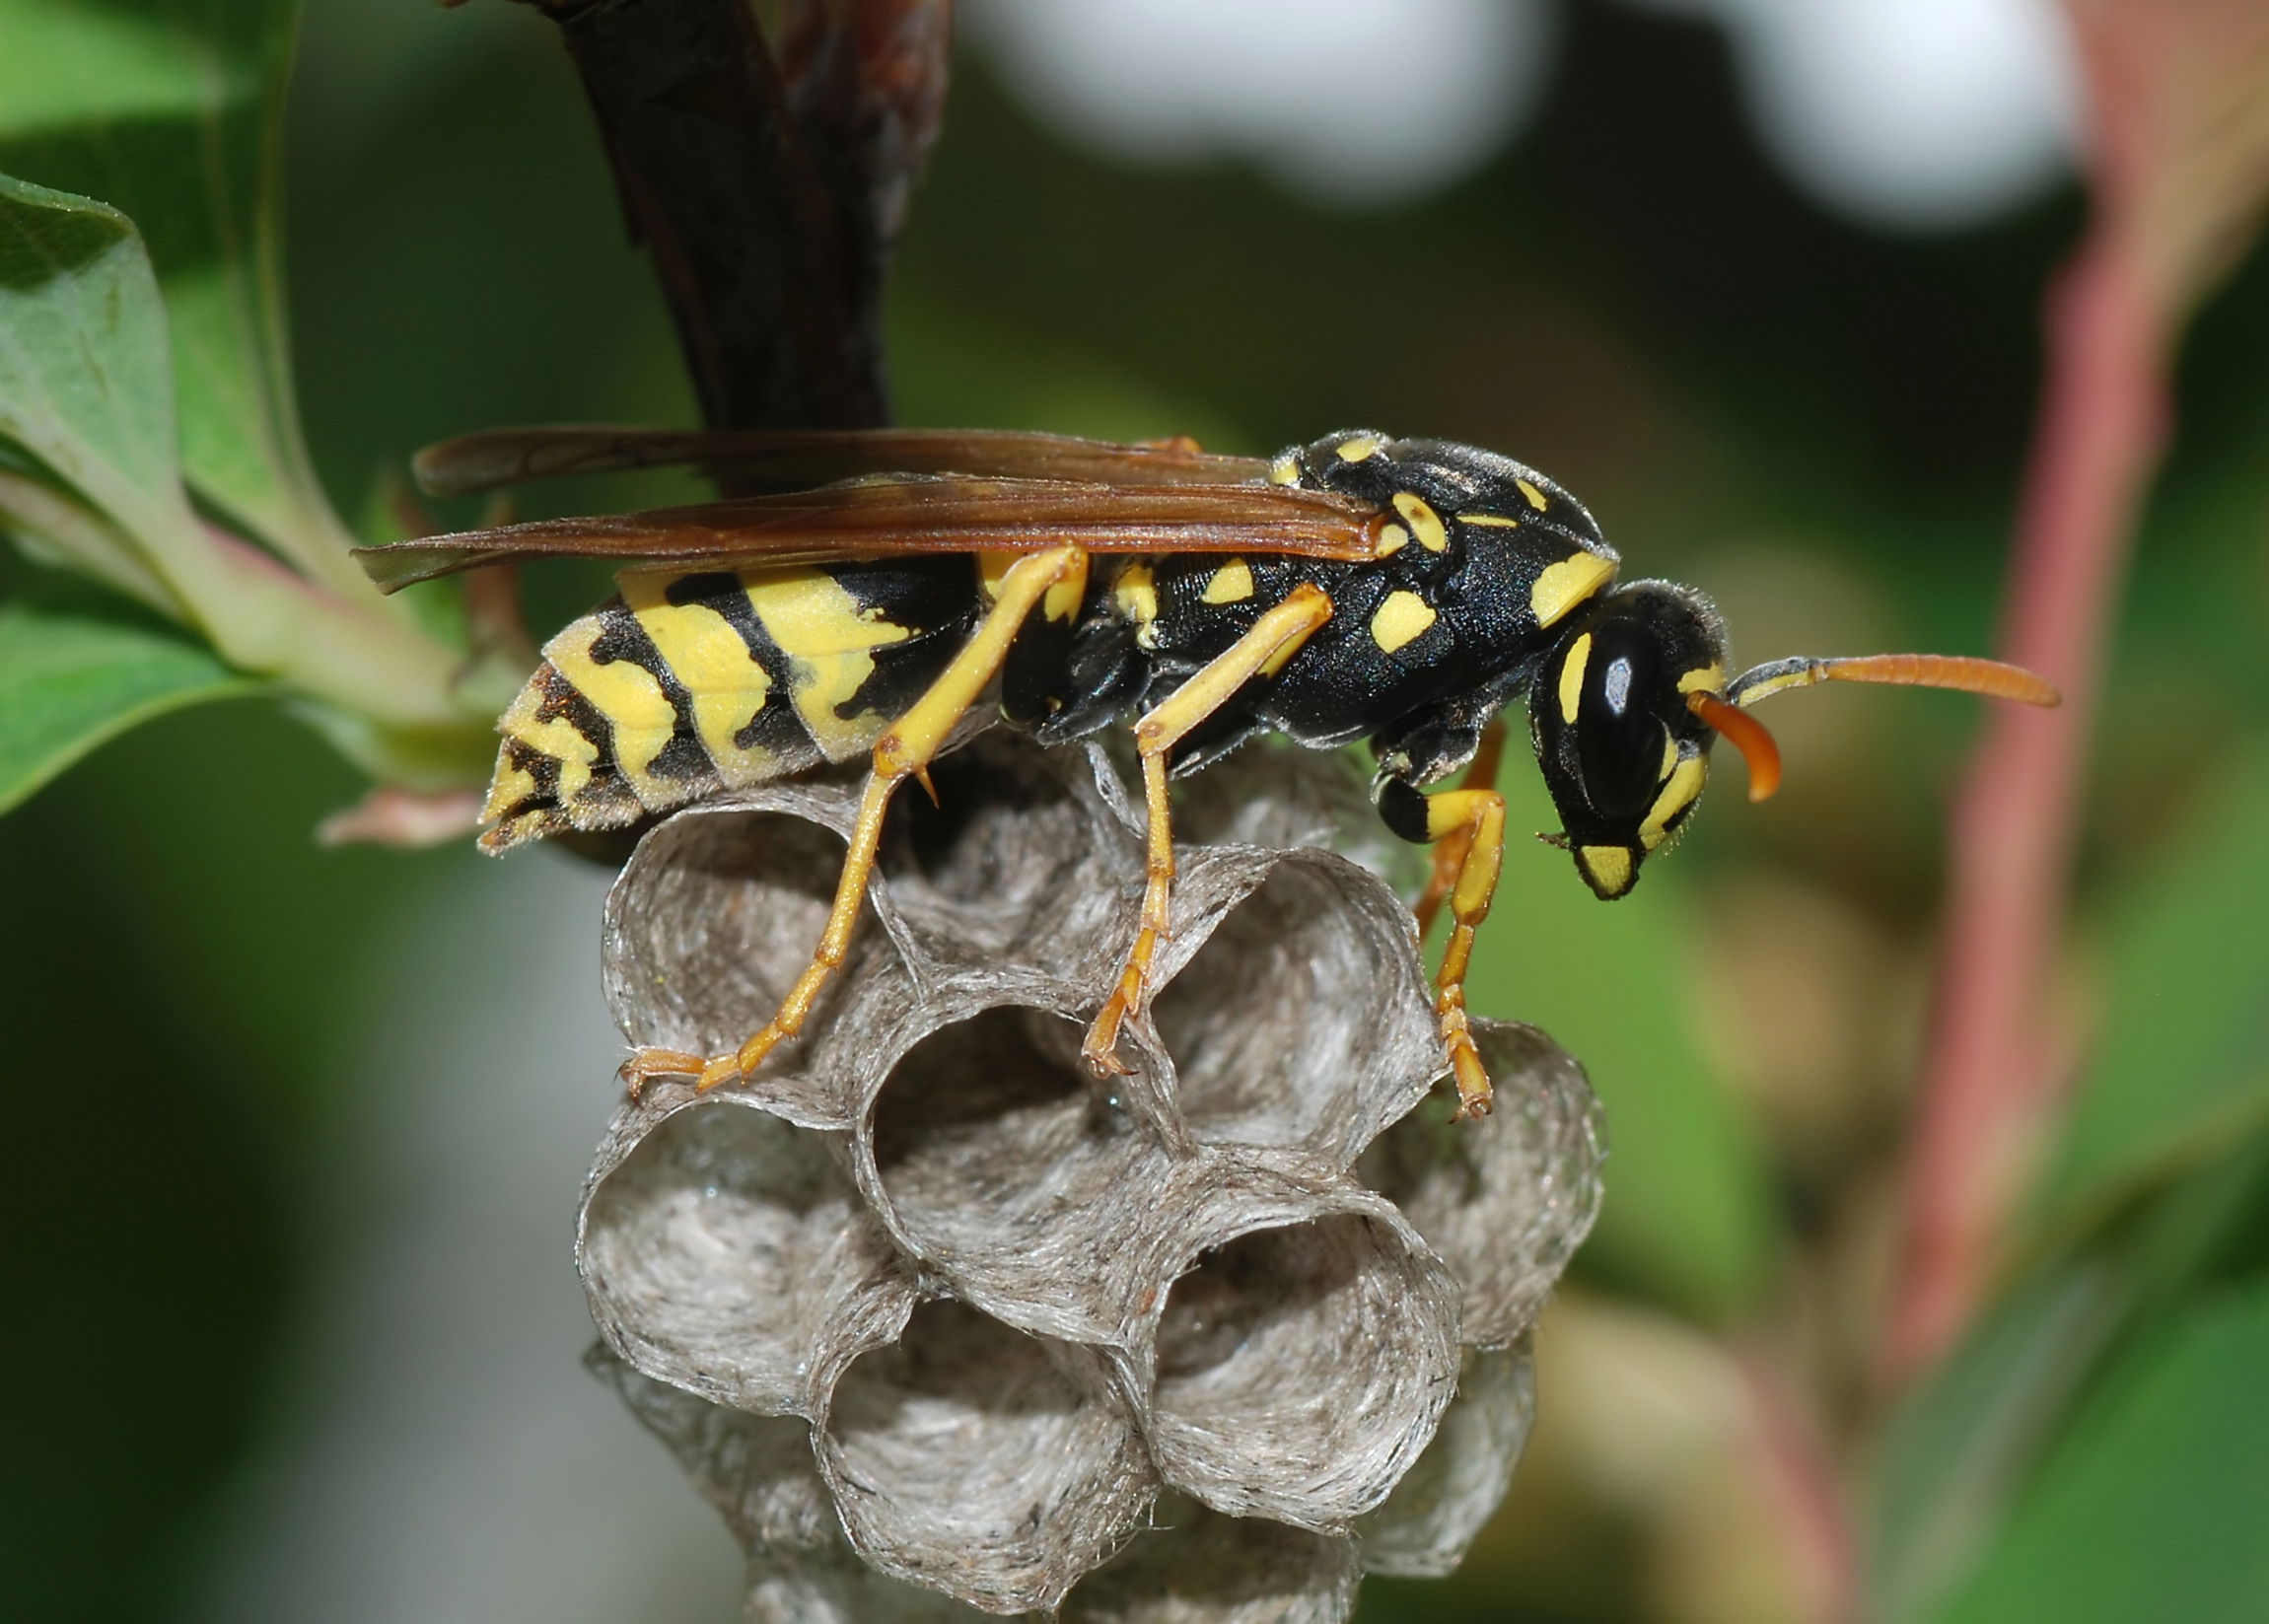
xmin=961 ymin=0 xmax=1558 ymax=203
xmin=1630 ymin=0 xmax=2077 ymax=228
xmin=967 ymin=0 xmax=2078 ymax=229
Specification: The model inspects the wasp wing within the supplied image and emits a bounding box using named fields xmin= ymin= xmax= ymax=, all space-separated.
xmin=355 ymin=475 xmax=1379 ymax=593
xmin=411 ymin=425 xmax=1269 ymax=498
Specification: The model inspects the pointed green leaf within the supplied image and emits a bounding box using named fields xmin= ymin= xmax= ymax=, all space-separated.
xmin=0 ymin=0 xmax=359 ymax=587
xmin=2037 ymin=750 xmax=2269 ymax=1228
xmin=0 ymin=600 xmax=254 ymax=813
xmin=1871 ymin=1264 xmax=2130 ymax=1623
xmin=1933 ymin=1282 xmax=2269 ymax=1624
xmin=0 ymin=173 xmax=193 ymax=549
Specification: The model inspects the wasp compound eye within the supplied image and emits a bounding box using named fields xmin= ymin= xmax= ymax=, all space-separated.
xmin=1575 ymin=620 xmax=1669 ymax=823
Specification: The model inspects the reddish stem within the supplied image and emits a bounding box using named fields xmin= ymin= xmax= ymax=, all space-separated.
xmin=1883 ymin=230 xmax=2168 ymax=1383
xmin=1740 ymin=1351 xmax=1860 ymax=1624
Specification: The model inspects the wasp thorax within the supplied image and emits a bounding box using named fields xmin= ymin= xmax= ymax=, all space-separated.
xmin=1531 ymin=582 xmax=1730 ymax=899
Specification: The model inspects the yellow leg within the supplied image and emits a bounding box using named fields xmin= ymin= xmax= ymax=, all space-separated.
xmin=1412 ymin=719 xmax=1507 ymax=942
xmin=1420 ymin=785 xmax=1508 ymax=1120
xmin=621 ymin=545 xmax=1090 ymax=1096
xmin=1081 ymin=584 xmax=1334 ymax=1074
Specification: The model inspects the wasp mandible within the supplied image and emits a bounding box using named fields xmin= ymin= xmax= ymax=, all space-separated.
xmin=359 ymin=427 xmax=2057 ymax=1119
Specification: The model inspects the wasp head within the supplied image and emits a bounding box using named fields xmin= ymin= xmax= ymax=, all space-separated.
xmin=1529 ymin=582 xmax=1730 ymax=899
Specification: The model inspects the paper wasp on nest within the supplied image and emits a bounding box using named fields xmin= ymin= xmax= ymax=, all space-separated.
xmin=358 ymin=425 xmax=2056 ymax=1119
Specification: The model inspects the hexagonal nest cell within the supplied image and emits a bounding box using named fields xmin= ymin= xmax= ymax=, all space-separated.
xmin=578 ymin=732 xmax=1604 ymax=1619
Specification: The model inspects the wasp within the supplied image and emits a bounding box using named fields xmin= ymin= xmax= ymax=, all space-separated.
xmin=359 ymin=427 xmax=2056 ymax=1119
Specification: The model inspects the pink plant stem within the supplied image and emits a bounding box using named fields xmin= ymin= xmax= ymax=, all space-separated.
xmin=1884 ymin=228 xmax=2168 ymax=1384
xmin=1739 ymin=1351 xmax=1859 ymax=1624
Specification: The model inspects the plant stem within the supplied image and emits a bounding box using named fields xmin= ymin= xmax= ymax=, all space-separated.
xmin=1883 ymin=230 xmax=2167 ymax=1384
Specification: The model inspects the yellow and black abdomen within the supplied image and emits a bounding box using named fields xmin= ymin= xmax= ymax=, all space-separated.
xmin=482 ymin=559 xmax=977 ymax=852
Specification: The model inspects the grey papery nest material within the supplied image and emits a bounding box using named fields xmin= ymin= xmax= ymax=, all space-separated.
xmin=578 ymin=733 xmax=1604 ymax=1621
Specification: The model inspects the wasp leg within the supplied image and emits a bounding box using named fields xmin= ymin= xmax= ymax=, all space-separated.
xmin=1412 ymin=719 xmax=1507 ymax=942
xmin=1423 ymin=786 xmax=1508 ymax=1120
xmin=620 ymin=545 xmax=1091 ymax=1094
xmin=1081 ymin=584 xmax=1334 ymax=1074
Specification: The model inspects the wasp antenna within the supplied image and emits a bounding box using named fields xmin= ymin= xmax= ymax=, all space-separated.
xmin=1687 ymin=691 xmax=1782 ymax=803
xmin=1727 ymin=653 xmax=2060 ymax=710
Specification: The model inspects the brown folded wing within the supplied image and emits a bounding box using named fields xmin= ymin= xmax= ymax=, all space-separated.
xmin=411 ymin=425 xmax=1270 ymax=498
xmin=355 ymin=475 xmax=1381 ymax=593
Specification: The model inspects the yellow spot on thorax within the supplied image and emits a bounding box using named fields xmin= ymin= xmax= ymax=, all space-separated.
xmin=1201 ymin=559 xmax=1255 ymax=603
xmin=1374 ymin=523 xmax=1410 ymax=557
xmin=1459 ymin=513 xmax=1523 ymax=529
xmin=1557 ymin=632 xmax=1593 ymax=725
xmin=1114 ymin=562 xmax=1159 ymax=627
xmin=745 ymin=566 xmax=915 ymax=763
xmin=1579 ymin=844 xmax=1634 ymax=895
xmin=1268 ymin=453 xmax=1303 ymax=485
xmin=1335 ymin=434 xmax=1383 ymax=461
xmin=1530 ymin=551 xmax=1617 ymax=629
xmin=1516 ymin=478 xmax=1550 ymax=512
xmin=620 ymin=574 xmax=779 ymax=787
xmin=1371 ymin=590 xmax=1437 ymax=654
xmin=1391 ymin=492 xmax=1449 ymax=552
xmin=976 ymin=549 xmax=1020 ymax=602
xmin=1042 ymin=551 xmax=1089 ymax=622
xmin=537 ymin=611 xmax=678 ymax=805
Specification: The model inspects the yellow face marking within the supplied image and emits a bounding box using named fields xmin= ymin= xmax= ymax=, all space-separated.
xmin=1516 ymin=478 xmax=1550 ymax=512
xmin=1374 ymin=523 xmax=1410 ymax=557
xmin=538 ymin=612 xmax=679 ymax=805
xmin=1268 ymin=453 xmax=1302 ymax=485
xmin=1391 ymin=491 xmax=1450 ymax=552
xmin=1335 ymin=434 xmax=1383 ymax=462
xmin=1579 ymin=844 xmax=1634 ymax=895
xmin=1676 ymin=664 xmax=1726 ymax=695
xmin=1557 ymin=632 xmax=1593 ymax=726
xmin=745 ymin=566 xmax=914 ymax=763
xmin=1640 ymin=755 xmax=1708 ymax=852
xmin=618 ymin=574 xmax=779 ymax=787
xmin=1370 ymin=590 xmax=1437 ymax=654
xmin=1459 ymin=513 xmax=1523 ymax=529
xmin=1201 ymin=559 xmax=1256 ymax=603
xmin=1530 ymin=552 xmax=1618 ymax=629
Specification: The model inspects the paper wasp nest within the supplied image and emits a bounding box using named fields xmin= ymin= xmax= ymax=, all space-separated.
xmin=579 ymin=733 xmax=1603 ymax=1620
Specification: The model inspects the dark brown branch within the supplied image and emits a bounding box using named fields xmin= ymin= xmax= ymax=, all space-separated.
xmin=521 ymin=0 xmax=951 ymax=433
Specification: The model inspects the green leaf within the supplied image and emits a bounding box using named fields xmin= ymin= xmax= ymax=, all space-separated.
xmin=0 ymin=173 xmax=190 ymax=551
xmin=1933 ymin=1282 xmax=2269 ymax=1624
xmin=0 ymin=600 xmax=254 ymax=813
xmin=0 ymin=173 xmax=480 ymax=739
xmin=0 ymin=0 xmax=360 ymax=589
xmin=1465 ymin=762 xmax=1775 ymax=1319
xmin=1871 ymin=1264 xmax=2131 ymax=1624
xmin=2037 ymin=749 xmax=2269 ymax=1228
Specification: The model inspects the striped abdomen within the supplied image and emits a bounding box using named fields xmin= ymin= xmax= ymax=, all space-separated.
xmin=481 ymin=559 xmax=977 ymax=852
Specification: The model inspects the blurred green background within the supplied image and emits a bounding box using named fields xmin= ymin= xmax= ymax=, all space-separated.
xmin=3 ymin=2 xmax=2267 ymax=1621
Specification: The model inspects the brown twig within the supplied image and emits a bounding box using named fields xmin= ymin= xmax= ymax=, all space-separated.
xmin=519 ymin=0 xmax=951 ymax=433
